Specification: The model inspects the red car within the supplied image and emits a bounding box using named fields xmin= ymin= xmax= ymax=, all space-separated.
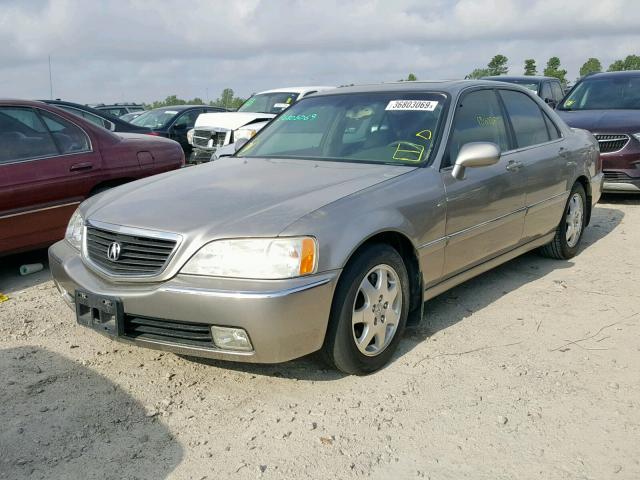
xmin=0 ymin=100 xmax=185 ymax=255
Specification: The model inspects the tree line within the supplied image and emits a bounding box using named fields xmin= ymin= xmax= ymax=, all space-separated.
xmin=466 ymin=54 xmax=640 ymax=86
xmin=144 ymin=88 xmax=246 ymax=110
xmin=144 ymin=54 xmax=639 ymax=109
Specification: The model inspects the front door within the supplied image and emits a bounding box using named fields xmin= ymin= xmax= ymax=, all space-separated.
xmin=440 ymin=88 xmax=527 ymax=277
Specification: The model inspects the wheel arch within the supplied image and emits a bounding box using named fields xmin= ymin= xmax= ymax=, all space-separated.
xmin=575 ymin=175 xmax=592 ymax=226
xmin=337 ymin=229 xmax=423 ymax=325
xmin=89 ymin=177 xmax=136 ymax=196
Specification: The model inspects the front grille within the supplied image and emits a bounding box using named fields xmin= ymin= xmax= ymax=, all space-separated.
xmin=595 ymin=134 xmax=629 ymax=154
xmin=123 ymin=316 xmax=214 ymax=348
xmin=192 ymin=129 xmax=228 ymax=149
xmin=85 ymin=226 xmax=177 ymax=276
xmin=603 ymin=170 xmax=632 ymax=183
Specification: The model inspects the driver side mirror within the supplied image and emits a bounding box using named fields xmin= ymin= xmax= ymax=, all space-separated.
xmin=173 ymin=123 xmax=187 ymax=131
xmin=451 ymin=142 xmax=501 ymax=180
xmin=544 ymin=98 xmax=557 ymax=108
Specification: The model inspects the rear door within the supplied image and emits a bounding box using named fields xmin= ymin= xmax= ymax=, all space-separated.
xmin=440 ymin=88 xmax=527 ymax=277
xmin=497 ymin=88 xmax=570 ymax=241
xmin=0 ymin=106 xmax=100 ymax=254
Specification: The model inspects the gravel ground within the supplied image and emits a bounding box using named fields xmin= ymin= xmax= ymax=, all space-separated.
xmin=1 ymin=196 xmax=639 ymax=480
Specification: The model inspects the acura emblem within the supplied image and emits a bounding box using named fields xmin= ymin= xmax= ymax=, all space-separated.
xmin=107 ymin=242 xmax=121 ymax=262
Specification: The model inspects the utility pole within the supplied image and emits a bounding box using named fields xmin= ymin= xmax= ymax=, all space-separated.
xmin=48 ymin=55 xmax=53 ymax=99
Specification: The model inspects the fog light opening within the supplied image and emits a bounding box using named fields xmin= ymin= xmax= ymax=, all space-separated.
xmin=211 ymin=326 xmax=253 ymax=352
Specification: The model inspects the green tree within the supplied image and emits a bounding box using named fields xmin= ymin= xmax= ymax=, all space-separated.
xmin=211 ymin=88 xmax=246 ymax=110
xmin=579 ymin=58 xmax=602 ymax=77
xmin=397 ymin=73 xmax=418 ymax=82
xmin=488 ymin=54 xmax=509 ymax=76
xmin=608 ymin=54 xmax=640 ymax=71
xmin=465 ymin=68 xmax=491 ymax=79
xmin=524 ymin=59 xmax=537 ymax=76
xmin=543 ymin=57 xmax=568 ymax=86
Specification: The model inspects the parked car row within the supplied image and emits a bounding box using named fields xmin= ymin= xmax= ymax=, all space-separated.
xmin=5 ymin=69 xmax=639 ymax=374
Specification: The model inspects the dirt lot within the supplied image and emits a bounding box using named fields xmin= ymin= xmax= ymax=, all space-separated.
xmin=1 ymin=196 xmax=639 ymax=480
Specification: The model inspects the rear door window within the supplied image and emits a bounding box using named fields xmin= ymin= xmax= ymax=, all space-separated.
xmin=551 ymin=82 xmax=564 ymax=103
xmin=0 ymin=107 xmax=59 ymax=163
xmin=541 ymin=82 xmax=553 ymax=101
xmin=499 ymin=89 xmax=551 ymax=148
xmin=39 ymin=110 xmax=91 ymax=154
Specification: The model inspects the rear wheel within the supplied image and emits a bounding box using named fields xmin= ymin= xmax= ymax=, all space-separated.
xmin=539 ymin=182 xmax=586 ymax=259
xmin=322 ymin=244 xmax=409 ymax=375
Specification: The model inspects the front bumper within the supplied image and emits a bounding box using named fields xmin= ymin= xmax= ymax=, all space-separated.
xmin=49 ymin=240 xmax=340 ymax=363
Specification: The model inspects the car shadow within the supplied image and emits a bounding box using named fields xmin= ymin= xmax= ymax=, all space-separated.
xmin=0 ymin=249 xmax=50 ymax=295
xmin=399 ymin=205 xmax=624 ymax=353
xmin=0 ymin=347 xmax=183 ymax=480
xmin=182 ymin=205 xmax=623 ymax=379
xmin=599 ymin=192 xmax=640 ymax=206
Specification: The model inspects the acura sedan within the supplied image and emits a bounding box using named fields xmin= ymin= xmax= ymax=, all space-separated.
xmin=49 ymin=81 xmax=603 ymax=375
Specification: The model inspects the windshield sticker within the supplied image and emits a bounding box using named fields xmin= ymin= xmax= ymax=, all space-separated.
xmin=164 ymin=110 xmax=178 ymax=114
xmin=565 ymin=99 xmax=575 ymax=107
xmin=415 ymin=129 xmax=432 ymax=141
xmin=279 ymin=113 xmax=318 ymax=121
xmin=392 ymin=142 xmax=424 ymax=163
xmin=286 ymin=97 xmax=293 ymax=104
xmin=273 ymin=103 xmax=290 ymax=109
xmin=476 ymin=115 xmax=500 ymax=127
xmin=385 ymin=100 xmax=438 ymax=112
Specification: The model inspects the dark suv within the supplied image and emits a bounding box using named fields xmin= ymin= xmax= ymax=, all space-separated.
xmin=483 ymin=76 xmax=565 ymax=108
xmin=557 ymin=71 xmax=640 ymax=193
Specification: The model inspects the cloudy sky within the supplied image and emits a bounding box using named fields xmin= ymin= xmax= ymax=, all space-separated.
xmin=1 ymin=0 xmax=639 ymax=104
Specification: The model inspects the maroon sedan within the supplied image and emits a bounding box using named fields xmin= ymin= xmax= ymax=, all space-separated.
xmin=0 ymin=100 xmax=185 ymax=256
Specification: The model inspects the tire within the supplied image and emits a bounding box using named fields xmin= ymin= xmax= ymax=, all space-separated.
xmin=539 ymin=182 xmax=587 ymax=260
xmin=322 ymin=243 xmax=410 ymax=375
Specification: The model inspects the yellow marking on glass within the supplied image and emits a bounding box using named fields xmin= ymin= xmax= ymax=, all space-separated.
xmin=416 ymin=129 xmax=432 ymax=140
xmin=476 ymin=115 xmax=499 ymax=127
xmin=565 ymin=99 xmax=575 ymax=107
xmin=286 ymin=97 xmax=293 ymax=104
xmin=392 ymin=142 xmax=424 ymax=162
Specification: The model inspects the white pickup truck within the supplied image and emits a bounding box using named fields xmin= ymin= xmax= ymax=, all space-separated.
xmin=188 ymin=86 xmax=334 ymax=161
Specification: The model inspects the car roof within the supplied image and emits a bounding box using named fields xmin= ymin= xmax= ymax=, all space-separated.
xmin=256 ymin=86 xmax=335 ymax=95
xmin=39 ymin=99 xmax=124 ymax=121
xmin=582 ymin=70 xmax=640 ymax=79
xmin=482 ymin=75 xmax=558 ymax=82
xmin=312 ymin=80 xmax=509 ymax=97
xmin=145 ymin=105 xmax=214 ymax=112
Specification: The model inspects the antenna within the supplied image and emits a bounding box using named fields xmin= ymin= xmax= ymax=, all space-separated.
xmin=48 ymin=55 xmax=53 ymax=99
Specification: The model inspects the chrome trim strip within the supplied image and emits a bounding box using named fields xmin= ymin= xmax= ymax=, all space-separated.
xmin=159 ymin=278 xmax=331 ymax=299
xmin=417 ymin=237 xmax=447 ymax=251
xmin=525 ymin=191 xmax=568 ymax=210
xmin=0 ymin=201 xmax=80 ymax=220
xmin=448 ymin=207 xmax=527 ymax=240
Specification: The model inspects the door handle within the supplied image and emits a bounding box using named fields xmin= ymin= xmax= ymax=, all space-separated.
xmin=506 ymin=160 xmax=523 ymax=172
xmin=69 ymin=162 xmax=93 ymax=172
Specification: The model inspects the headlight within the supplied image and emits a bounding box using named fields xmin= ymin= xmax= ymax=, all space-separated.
xmin=182 ymin=237 xmax=317 ymax=279
xmin=65 ymin=209 xmax=84 ymax=250
xmin=187 ymin=128 xmax=194 ymax=145
xmin=233 ymin=128 xmax=257 ymax=142
xmin=633 ymin=133 xmax=640 ymax=142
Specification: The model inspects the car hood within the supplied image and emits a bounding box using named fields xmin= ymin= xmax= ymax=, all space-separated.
xmin=85 ymin=157 xmax=413 ymax=240
xmin=193 ymin=112 xmax=275 ymax=131
xmin=556 ymin=109 xmax=640 ymax=133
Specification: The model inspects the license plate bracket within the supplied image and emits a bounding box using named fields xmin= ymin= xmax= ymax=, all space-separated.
xmin=75 ymin=290 xmax=124 ymax=337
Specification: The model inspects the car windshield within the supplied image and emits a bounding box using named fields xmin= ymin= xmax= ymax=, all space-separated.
xmin=559 ymin=75 xmax=640 ymax=110
xmin=237 ymin=92 xmax=447 ymax=166
xmin=237 ymin=92 xmax=299 ymax=114
xmin=131 ymin=109 xmax=177 ymax=128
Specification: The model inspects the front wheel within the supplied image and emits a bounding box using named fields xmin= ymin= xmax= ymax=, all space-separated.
xmin=322 ymin=244 xmax=409 ymax=375
xmin=539 ymin=182 xmax=587 ymax=260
